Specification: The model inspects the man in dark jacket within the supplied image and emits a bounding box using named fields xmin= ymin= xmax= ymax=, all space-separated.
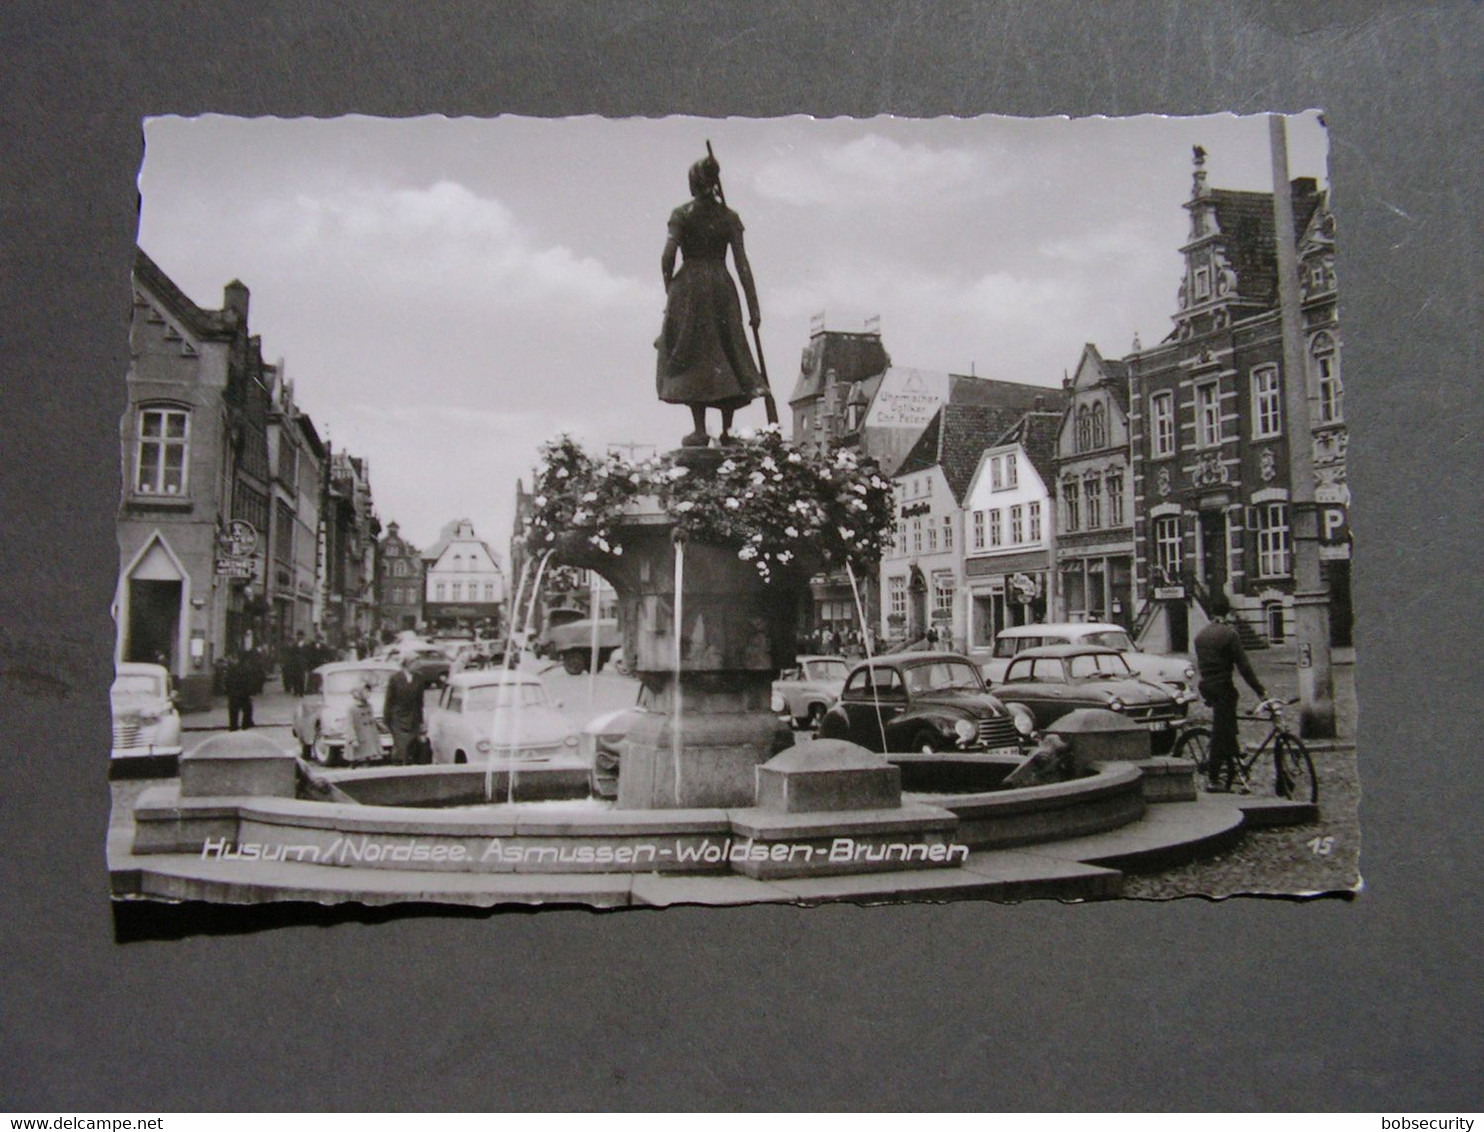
xmin=382 ymin=653 xmax=426 ymax=764
xmin=1193 ymin=594 xmax=1268 ymax=790
xmin=224 ymin=649 xmax=257 ymax=731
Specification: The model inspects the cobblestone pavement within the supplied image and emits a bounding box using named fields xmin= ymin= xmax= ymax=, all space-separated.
xmin=1124 ymin=648 xmax=1362 ymax=899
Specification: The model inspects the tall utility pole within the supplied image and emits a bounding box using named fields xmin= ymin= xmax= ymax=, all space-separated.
xmin=1270 ymin=114 xmax=1336 ymax=738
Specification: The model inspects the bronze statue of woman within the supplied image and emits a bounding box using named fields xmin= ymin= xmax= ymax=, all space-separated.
xmin=655 ymin=154 xmax=764 ymax=447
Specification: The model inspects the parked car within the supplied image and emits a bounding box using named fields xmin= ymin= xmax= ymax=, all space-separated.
xmin=816 ymin=651 xmax=1035 ymax=756
xmin=771 ymin=655 xmax=849 ymax=729
xmin=538 ymin=607 xmax=622 ymax=675
xmin=110 ymin=662 xmax=183 ymax=763
xmin=980 ymin=622 xmax=1196 ymax=692
xmin=989 ymin=644 xmax=1192 ymax=753
xmin=292 ymin=661 xmax=399 ymax=765
xmin=426 ymin=669 xmax=580 ymax=765
xmin=579 ymin=685 xmax=795 ymax=800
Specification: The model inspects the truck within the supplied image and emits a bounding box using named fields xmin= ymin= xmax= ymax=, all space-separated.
xmin=537 ymin=607 xmax=622 ymax=674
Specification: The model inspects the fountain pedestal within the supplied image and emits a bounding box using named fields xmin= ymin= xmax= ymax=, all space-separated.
xmin=555 ymin=473 xmax=808 ymax=810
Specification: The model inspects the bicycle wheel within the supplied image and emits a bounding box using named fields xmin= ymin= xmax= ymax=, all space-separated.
xmin=1274 ymin=733 xmax=1318 ymax=804
xmin=1173 ymin=727 xmax=1213 ymax=778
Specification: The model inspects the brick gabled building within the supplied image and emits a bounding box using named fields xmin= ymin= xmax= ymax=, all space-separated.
xmin=1126 ymin=147 xmax=1348 ymax=652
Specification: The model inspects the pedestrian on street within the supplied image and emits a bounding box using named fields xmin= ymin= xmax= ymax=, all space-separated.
xmin=1193 ymin=594 xmax=1268 ymax=790
xmin=282 ymin=632 xmax=306 ymax=697
xmin=344 ymin=678 xmax=381 ymax=765
xmin=224 ymin=649 xmax=256 ymax=731
xmin=383 ymin=653 xmax=426 ymax=765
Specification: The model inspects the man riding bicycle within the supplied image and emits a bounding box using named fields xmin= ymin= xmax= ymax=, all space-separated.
xmin=1193 ymin=594 xmax=1268 ymax=791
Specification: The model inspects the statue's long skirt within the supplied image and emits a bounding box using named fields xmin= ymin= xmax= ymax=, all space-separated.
xmin=655 ymin=258 xmax=763 ymax=411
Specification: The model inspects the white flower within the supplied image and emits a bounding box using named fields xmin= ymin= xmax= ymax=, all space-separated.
xmin=666 ymin=465 xmax=689 ymax=480
xmin=838 ymin=526 xmax=854 ymax=541
xmin=534 ymin=495 xmax=547 ymax=507
xmin=852 ymin=483 xmax=868 ymax=495
xmin=719 ymin=461 xmax=736 ymax=475
xmin=725 ymin=498 xmax=740 ymax=510
xmin=545 ymin=532 xmax=555 ymax=542
xmin=787 ymin=451 xmax=802 ymax=464
xmin=777 ymin=550 xmax=793 ymax=563
xmin=582 ymin=491 xmax=599 ymax=502
xmin=772 ymin=474 xmax=783 ymax=482
xmin=612 ymin=545 xmax=624 ymax=556
xmin=784 ymin=526 xmax=798 ymax=538
xmin=629 ymin=473 xmax=643 ymax=484
xmin=749 ymin=471 xmax=766 ymax=485
xmin=760 ymin=456 xmax=778 ymax=472
xmin=572 ymin=509 xmax=588 ymax=524
xmin=737 ymin=427 xmax=758 ymax=441
xmin=738 ymin=545 xmax=758 ymax=561
xmin=674 ymin=500 xmax=695 ymax=513
xmin=556 ymin=467 xmax=570 ymax=478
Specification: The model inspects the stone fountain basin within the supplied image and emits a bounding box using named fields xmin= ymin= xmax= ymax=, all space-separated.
xmin=130 ymin=757 xmax=1155 ymax=875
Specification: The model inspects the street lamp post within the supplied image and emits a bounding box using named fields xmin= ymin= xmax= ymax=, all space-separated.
xmin=1270 ymin=114 xmax=1337 ymax=739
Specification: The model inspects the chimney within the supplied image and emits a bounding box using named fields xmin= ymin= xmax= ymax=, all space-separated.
xmin=223 ymin=279 xmax=250 ymax=327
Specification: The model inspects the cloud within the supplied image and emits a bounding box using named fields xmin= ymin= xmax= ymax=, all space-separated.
xmin=1039 ymin=222 xmax=1163 ymax=264
xmin=752 ymin=135 xmax=1006 ymax=207
xmin=265 ymin=180 xmax=648 ymax=309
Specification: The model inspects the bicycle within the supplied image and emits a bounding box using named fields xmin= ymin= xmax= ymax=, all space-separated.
xmin=1172 ymin=696 xmax=1319 ymax=804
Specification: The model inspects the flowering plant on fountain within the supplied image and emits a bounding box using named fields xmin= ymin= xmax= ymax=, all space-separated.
xmin=522 ymin=428 xmax=894 ymax=582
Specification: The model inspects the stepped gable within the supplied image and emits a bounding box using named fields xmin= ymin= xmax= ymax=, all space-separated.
xmin=132 ymin=247 xmax=235 ymax=340
xmin=787 ymin=329 xmax=891 ymax=405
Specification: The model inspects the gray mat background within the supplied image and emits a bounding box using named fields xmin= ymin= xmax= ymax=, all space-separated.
xmin=2 ymin=0 xmax=1479 ymax=1111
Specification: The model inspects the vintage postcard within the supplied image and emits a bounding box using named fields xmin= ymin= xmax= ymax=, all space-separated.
xmin=107 ymin=112 xmax=1359 ymax=911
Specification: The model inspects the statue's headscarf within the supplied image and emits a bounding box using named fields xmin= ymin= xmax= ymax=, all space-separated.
xmin=688 ymin=155 xmax=721 ymax=200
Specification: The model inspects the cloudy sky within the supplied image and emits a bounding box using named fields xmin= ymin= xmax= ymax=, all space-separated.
xmin=136 ymin=112 xmax=1327 ymax=555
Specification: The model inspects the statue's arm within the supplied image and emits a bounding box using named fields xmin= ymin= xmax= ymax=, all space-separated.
xmin=731 ymin=229 xmax=761 ymax=328
xmin=661 ymin=236 xmax=678 ymax=291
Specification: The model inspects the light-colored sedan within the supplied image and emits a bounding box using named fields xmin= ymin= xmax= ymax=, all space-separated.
xmin=980 ymin=623 xmax=1195 ymax=692
xmin=770 ymin=655 xmax=849 ymax=728
xmin=292 ymin=661 xmax=399 ymax=765
xmin=110 ymin=662 xmax=182 ymax=762
xmin=427 ymin=670 xmax=580 ymax=765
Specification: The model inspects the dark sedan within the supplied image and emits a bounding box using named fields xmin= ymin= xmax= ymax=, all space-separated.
xmin=990 ymin=644 xmax=1193 ymax=752
xmin=816 ymin=652 xmax=1035 ymax=755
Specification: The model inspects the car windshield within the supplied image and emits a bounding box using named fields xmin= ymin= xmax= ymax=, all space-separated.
xmin=904 ymin=661 xmax=984 ymax=693
xmin=112 ymin=674 xmax=164 ymax=696
xmin=992 ymin=637 xmax=1034 ymax=659
xmin=805 ymin=659 xmax=848 ymax=681
xmin=1081 ymin=631 xmax=1134 ymax=651
xmin=324 ymin=669 xmax=394 ymax=695
xmin=1067 ymin=653 xmax=1133 ymax=679
xmin=463 ymin=682 xmax=549 ymax=711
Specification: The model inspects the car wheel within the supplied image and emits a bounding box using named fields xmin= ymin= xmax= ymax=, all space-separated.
xmin=300 ymin=738 xmax=313 ymax=759
xmin=562 ymin=651 xmax=588 ymax=676
xmin=805 ymin=703 xmax=827 ymax=732
xmin=913 ymin=729 xmax=942 ymax=755
xmin=454 ymin=751 xmax=467 ymax=765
